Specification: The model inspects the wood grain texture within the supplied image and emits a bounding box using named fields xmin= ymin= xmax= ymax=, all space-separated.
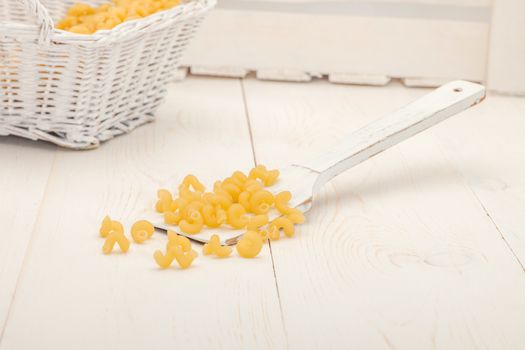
xmin=431 ymin=94 xmax=525 ymax=268
xmin=0 ymin=77 xmax=286 ymax=350
xmin=242 ymin=78 xmax=525 ymax=349
xmin=0 ymin=138 xmax=56 ymax=336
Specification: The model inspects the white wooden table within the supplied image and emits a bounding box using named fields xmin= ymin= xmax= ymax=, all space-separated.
xmin=1 ymin=77 xmax=524 ymax=350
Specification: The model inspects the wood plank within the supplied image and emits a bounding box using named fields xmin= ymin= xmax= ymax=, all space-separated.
xmin=431 ymin=93 xmax=525 ymax=267
xmin=0 ymin=77 xmax=287 ymax=350
xmin=0 ymin=138 xmax=55 ymax=337
xmin=243 ymin=78 xmax=525 ymax=349
xmin=486 ymin=0 xmax=525 ymax=95
xmin=183 ymin=9 xmax=489 ymax=85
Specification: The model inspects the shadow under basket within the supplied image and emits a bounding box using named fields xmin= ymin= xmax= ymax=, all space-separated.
xmin=0 ymin=0 xmax=215 ymax=149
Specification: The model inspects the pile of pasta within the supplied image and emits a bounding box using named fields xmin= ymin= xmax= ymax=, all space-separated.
xmin=57 ymin=0 xmax=181 ymax=34
xmin=100 ymin=165 xmax=305 ymax=270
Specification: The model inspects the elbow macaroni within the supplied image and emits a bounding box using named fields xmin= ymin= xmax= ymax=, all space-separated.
xmin=99 ymin=165 xmax=305 ymax=270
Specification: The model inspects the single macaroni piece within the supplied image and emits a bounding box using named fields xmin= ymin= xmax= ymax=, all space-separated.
xmin=131 ymin=220 xmax=154 ymax=243
xmin=203 ymin=234 xmax=232 ymax=258
xmin=179 ymin=208 xmax=204 ymax=234
xmin=154 ymin=232 xmax=195 ymax=269
xmin=99 ymin=215 xmax=124 ymax=238
xmin=236 ymin=231 xmax=263 ymax=258
xmin=156 ymin=189 xmax=173 ymax=213
xmin=270 ymin=217 xmax=295 ymax=238
xmin=172 ymin=245 xmax=198 ymax=269
xmin=181 ymin=174 xmax=205 ymax=192
xmin=154 ymin=249 xmax=176 ymax=269
xmin=274 ymin=191 xmax=294 ymax=215
xmin=248 ymin=165 xmax=280 ymax=186
xmin=227 ymin=203 xmax=248 ymax=229
xmin=249 ymin=190 xmax=274 ymax=215
xmin=102 ymin=230 xmax=130 ymax=254
xmin=287 ymin=210 xmax=306 ymax=224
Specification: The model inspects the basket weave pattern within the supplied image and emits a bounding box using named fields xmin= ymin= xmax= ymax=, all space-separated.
xmin=0 ymin=0 xmax=215 ymax=148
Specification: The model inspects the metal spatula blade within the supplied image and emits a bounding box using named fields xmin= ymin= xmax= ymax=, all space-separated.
xmin=150 ymin=80 xmax=486 ymax=245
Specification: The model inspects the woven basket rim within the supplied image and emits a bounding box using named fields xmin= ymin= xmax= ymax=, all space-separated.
xmin=1 ymin=0 xmax=216 ymax=45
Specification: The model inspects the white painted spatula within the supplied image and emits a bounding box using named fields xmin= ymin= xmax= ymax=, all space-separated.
xmin=152 ymin=80 xmax=485 ymax=245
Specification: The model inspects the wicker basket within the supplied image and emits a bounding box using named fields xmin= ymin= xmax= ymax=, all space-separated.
xmin=0 ymin=0 xmax=215 ymax=148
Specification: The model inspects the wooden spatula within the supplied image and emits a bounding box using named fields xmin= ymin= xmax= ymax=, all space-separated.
xmin=152 ymin=80 xmax=485 ymax=245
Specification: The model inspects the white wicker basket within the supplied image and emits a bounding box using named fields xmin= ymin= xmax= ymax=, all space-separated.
xmin=0 ymin=0 xmax=215 ymax=148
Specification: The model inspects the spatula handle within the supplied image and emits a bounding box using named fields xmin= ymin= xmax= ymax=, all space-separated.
xmin=295 ymin=80 xmax=486 ymax=192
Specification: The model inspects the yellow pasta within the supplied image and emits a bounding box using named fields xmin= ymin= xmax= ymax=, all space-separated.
xmin=155 ymin=189 xmax=173 ymax=213
xmin=153 ymin=249 xmax=176 ymax=268
xmin=231 ymin=170 xmax=248 ymax=184
xmin=247 ymin=214 xmax=269 ymax=231
xmin=203 ymin=234 xmax=232 ymax=258
xmin=167 ymin=231 xmax=191 ymax=252
xmin=172 ymin=245 xmax=198 ymax=269
xmin=238 ymin=191 xmax=251 ymax=211
xmin=249 ymin=190 xmax=274 ymax=215
xmin=102 ymin=230 xmax=130 ymax=254
xmin=227 ymin=203 xmax=248 ymax=229
xmin=249 ymin=165 xmax=280 ymax=186
xmin=181 ymin=174 xmax=205 ymax=192
xmin=58 ymin=0 xmax=182 ymax=34
xmin=242 ymin=179 xmax=263 ymax=193
xmin=202 ymin=192 xmax=231 ymax=209
xmin=130 ymin=220 xmax=154 ymax=243
xmin=270 ymin=217 xmax=295 ymax=238
xmin=202 ymin=204 xmax=221 ymax=228
xmin=99 ymin=215 xmax=124 ymax=238
xmin=287 ymin=211 xmax=306 ymax=224
xmin=213 ymin=181 xmax=234 ymax=202
xmin=179 ymin=208 xmax=204 ymax=234
xmin=236 ymin=231 xmax=263 ymax=258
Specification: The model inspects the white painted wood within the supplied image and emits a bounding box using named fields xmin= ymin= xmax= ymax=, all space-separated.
xmin=190 ymin=65 xmax=249 ymax=78
xmin=431 ymin=93 xmax=525 ymax=266
xmin=183 ymin=9 xmax=489 ymax=85
xmin=0 ymin=77 xmax=286 ymax=350
xmin=256 ymin=69 xmax=314 ymax=82
xmin=329 ymin=73 xmax=391 ymax=86
xmin=0 ymin=138 xmax=55 ymax=336
xmin=300 ymin=81 xmax=485 ymax=191
xmin=243 ymin=78 xmax=525 ymax=349
xmin=486 ymin=0 xmax=525 ymax=95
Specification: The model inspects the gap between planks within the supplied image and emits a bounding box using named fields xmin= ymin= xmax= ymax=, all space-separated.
xmin=239 ymin=78 xmax=290 ymax=345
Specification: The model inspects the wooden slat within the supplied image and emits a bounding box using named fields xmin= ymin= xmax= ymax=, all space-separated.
xmin=0 ymin=77 xmax=287 ymax=349
xmin=0 ymin=138 xmax=55 ymax=336
xmin=431 ymin=94 xmax=525 ymax=267
xmin=242 ymin=78 xmax=525 ymax=349
xmin=487 ymin=0 xmax=525 ymax=95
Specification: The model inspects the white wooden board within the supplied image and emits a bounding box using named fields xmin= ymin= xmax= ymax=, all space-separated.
xmin=0 ymin=138 xmax=55 ymax=336
xmin=432 ymin=94 xmax=525 ymax=268
xmin=0 ymin=78 xmax=286 ymax=350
